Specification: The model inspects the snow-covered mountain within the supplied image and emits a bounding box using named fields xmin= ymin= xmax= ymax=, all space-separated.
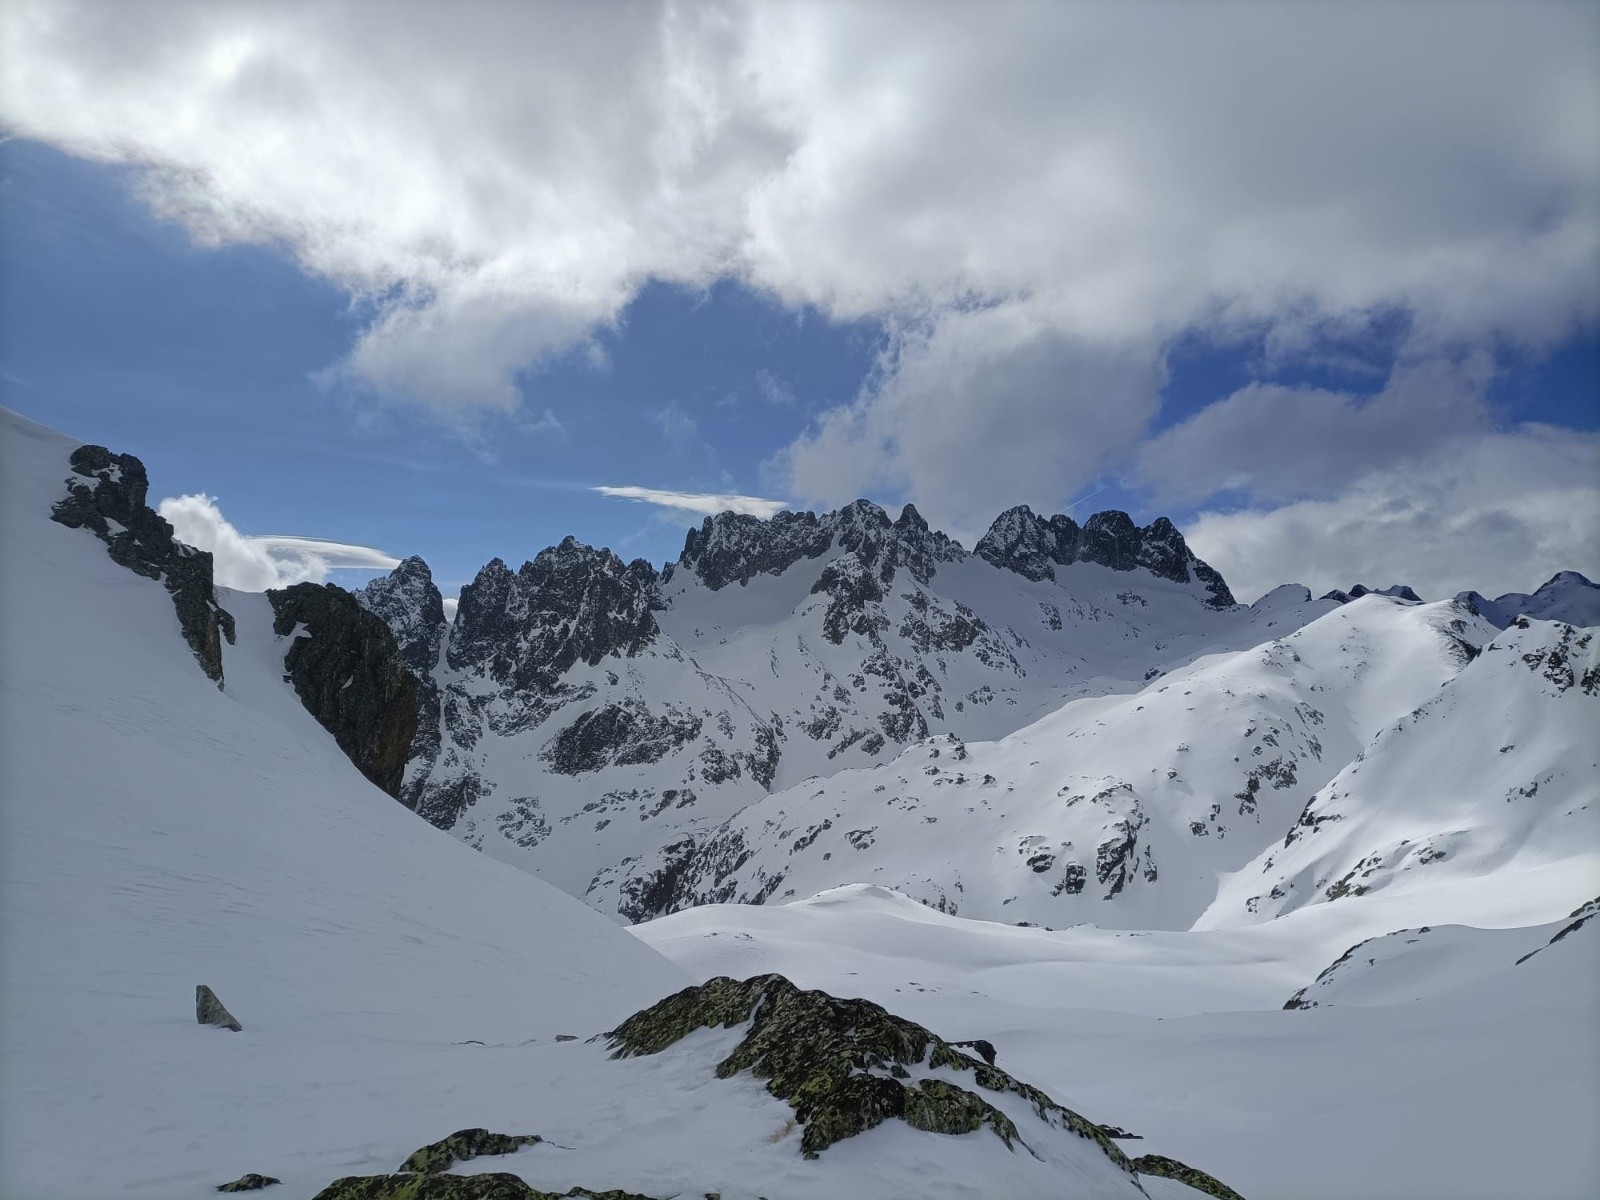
xmin=1204 ymin=614 xmax=1598 ymax=927
xmin=1 ymin=411 xmax=1250 ymax=1198
xmin=653 ymin=594 xmax=1512 ymax=929
xmin=358 ymin=501 xmax=1345 ymax=919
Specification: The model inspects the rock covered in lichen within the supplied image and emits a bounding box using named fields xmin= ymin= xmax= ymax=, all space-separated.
xmin=399 ymin=1128 xmax=542 ymax=1174
xmin=606 ymin=973 xmax=1136 ymax=1168
xmin=311 ymin=1176 xmax=663 ymax=1200
xmin=1130 ymin=1152 xmax=1249 ymax=1199
xmin=196 ymin=983 xmax=242 ymax=1032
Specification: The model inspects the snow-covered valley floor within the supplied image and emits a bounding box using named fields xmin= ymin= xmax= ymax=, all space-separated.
xmin=638 ymin=883 xmax=1599 ymax=1200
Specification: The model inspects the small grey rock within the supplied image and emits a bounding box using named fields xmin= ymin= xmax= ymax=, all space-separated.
xmin=197 ymin=984 xmax=242 ymax=1032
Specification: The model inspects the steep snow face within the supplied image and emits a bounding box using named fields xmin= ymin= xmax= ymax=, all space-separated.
xmin=651 ymin=596 xmax=1499 ymax=929
xmin=370 ymin=496 xmax=1326 ymax=920
xmin=0 ymin=410 xmax=691 ymax=1197
xmin=1205 ymin=617 xmax=1600 ymax=927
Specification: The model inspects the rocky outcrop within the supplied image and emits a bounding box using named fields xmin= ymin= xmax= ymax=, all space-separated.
xmin=449 ymin=540 xmax=658 ymax=690
xmin=196 ymin=984 xmax=242 ymax=1032
xmin=1130 ymin=1153 xmax=1248 ymax=1200
xmin=1321 ymin=583 xmax=1423 ymax=604
xmin=400 ymin=1129 xmax=542 ymax=1174
xmin=607 ymin=973 xmax=1139 ymax=1167
xmin=50 ymin=444 xmax=235 ymax=682
xmin=357 ymin=558 xmax=448 ymax=812
xmin=216 ymin=1175 xmax=280 ymax=1193
xmin=267 ymin=583 xmax=419 ymax=798
xmin=311 ymin=1177 xmax=662 ymax=1200
xmin=976 ymin=506 xmax=1235 ymax=608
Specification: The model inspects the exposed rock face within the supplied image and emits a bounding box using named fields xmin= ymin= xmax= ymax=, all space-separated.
xmin=50 ymin=444 xmax=235 ymax=682
xmin=196 ymin=984 xmax=242 ymax=1032
xmin=216 ymin=1174 xmax=280 ymax=1192
xmin=357 ymin=558 xmax=448 ymax=813
xmin=673 ymin=499 xmax=964 ymax=593
xmin=1130 ymin=1153 xmax=1248 ymax=1200
xmin=1322 ymin=583 xmax=1423 ymax=604
xmin=449 ymin=539 xmax=659 ymax=689
xmin=607 ymin=973 xmax=1138 ymax=1167
xmin=311 ymin=1176 xmax=661 ymax=1200
xmin=267 ymin=583 xmax=420 ymax=798
xmin=976 ymin=506 xmax=1235 ymax=608
xmin=400 ymin=1129 xmax=542 ymax=1174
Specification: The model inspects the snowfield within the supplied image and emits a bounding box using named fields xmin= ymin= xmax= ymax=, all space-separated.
xmin=3 ymin=405 xmax=1596 ymax=1200
xmin=0 ymin=410 xmax=1225 ymax=1198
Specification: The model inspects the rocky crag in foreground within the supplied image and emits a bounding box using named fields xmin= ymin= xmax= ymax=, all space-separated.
xmin=298 ymin=974 xmax=1246 ymax=1200
xmin=356 ymin=499 xmax=1283 ymax=920
xmin=49 ymin=442 xmax=418 ymax=799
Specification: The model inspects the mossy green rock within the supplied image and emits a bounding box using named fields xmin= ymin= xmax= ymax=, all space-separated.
xmin=216 ymin=1175 xmax=280 ymax=1193
xmin=1132 ymin=1153 xmax=1248 ymax=1200
xmin=606 ymin=972 xmax=1134 ymax=1166
xmin=310 ymin=1177 xmax=660 ymax=1200
xmin=400 ymin=1129 xmax=541 ymax=1174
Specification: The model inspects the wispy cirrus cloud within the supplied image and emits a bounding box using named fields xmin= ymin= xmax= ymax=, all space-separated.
xmin=594 ymin=485 xmax=787 ymax=519
xmin=157 ymin=493 xmax=399 ymax=590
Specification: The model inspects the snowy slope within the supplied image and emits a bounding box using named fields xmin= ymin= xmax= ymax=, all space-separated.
xmin=1205 ymin=617 xmax=1600 ymax=927
xmin=0 ymin=409 xmax=1226 ymax=1200
xmin=637 ymin=883 xmax=1600 ymax=1200
xmin=653 ymin=595 xmax=1500 ymax=929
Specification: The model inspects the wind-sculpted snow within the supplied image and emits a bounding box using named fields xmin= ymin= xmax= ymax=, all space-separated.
xmin=1206 ymin=617 xmax=1600 ymax=928
xmin=650 ymin=597 xmax=1504 ymax=929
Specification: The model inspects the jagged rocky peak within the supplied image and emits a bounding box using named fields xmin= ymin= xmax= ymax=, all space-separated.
xmin=976 ymin=505 xmax=1235 ymax=608
xmin=674 ymin=498 xmax=965 ymax=592
xmin=448 ymin=537 xmax=659 ymax=689
xmin=50 ymin=443 xmax=236 ymax=683
xmin=973 ymin=504 xmax=1080 ymax=582
xmin=356 ymin=555 xmax=446 ymax=677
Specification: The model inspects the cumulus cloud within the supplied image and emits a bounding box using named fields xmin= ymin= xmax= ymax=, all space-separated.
xmin=157 ymin=493 xmax=400 ymax=590
xmin=594 ymin=484 xmax=787 ymax=519
xmin=779 ymin=310 xmax=1163 ymax=537
xmin=3 ymin=1 xmax=1597 ymax=526
xmin=1185 ymin=428 xmax=1600 ymax=603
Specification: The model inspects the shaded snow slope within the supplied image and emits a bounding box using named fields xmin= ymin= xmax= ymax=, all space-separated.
xmin=637 ymin=883 xmax=1600 ymax=1200
xmin=653 ymin=595 xmax=1500 ymax=929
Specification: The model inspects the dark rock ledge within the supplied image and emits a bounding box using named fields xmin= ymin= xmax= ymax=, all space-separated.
xmin=51 ymin=444 xmax=235 ymax=683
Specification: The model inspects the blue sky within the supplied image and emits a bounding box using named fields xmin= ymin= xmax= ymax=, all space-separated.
xmin=2 ymin=2 xmax=1596 ymax=602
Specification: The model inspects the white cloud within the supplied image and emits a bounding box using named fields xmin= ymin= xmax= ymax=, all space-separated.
xmin=777 ymin=309 xmax=1163 ymax=539
xmin=1185 ymin=427 xmax=1600 ymax=603
xmin=157 ymin=493 xmax=400 ymax=590
xmin=594 ymin=485 xmax=787 ymax=519
xmin=2 ymin=1 xmax=1597 ymax=524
